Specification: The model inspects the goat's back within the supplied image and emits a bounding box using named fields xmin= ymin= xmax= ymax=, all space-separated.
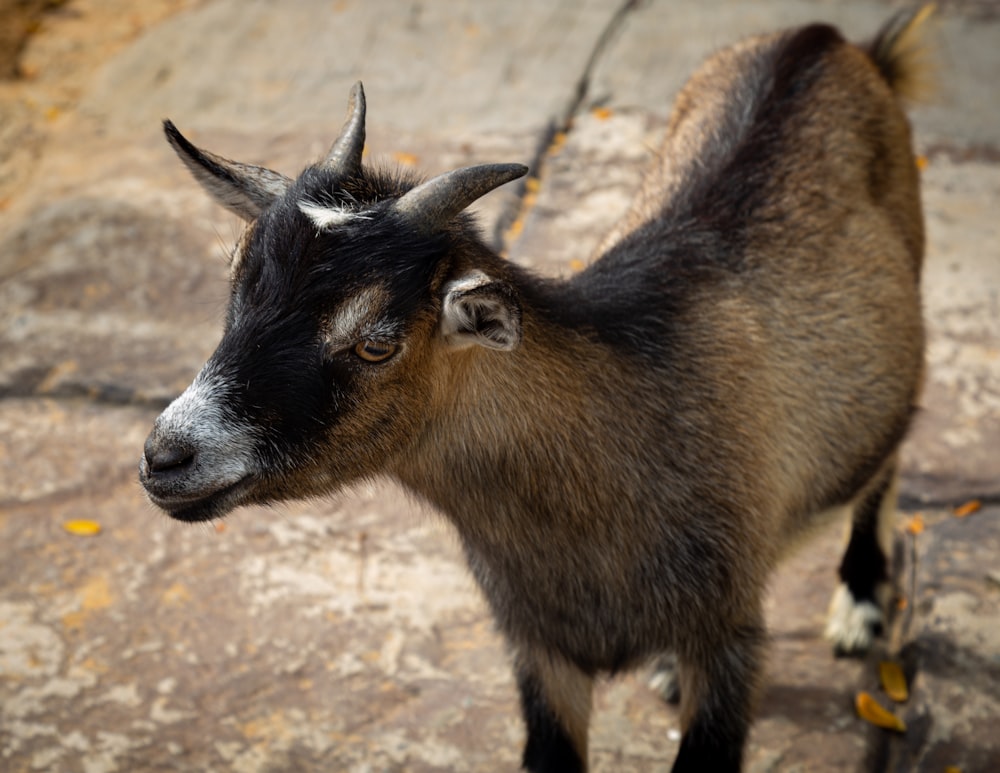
xmin=602 ymin=22 xmax=924 ymax=265
xmin=581 ymin=21 xmax=926 ymax=531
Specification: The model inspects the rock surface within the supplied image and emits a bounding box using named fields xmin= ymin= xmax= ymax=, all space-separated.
xmin=1 ymin=1 xmax=998 ymax=771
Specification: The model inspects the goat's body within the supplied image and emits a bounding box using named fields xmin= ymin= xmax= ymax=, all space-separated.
xmin=393 ymin=22 xmax=924 ymax=769
xmin=396 ymin=20 xmax=923 ymax=668
xmin=142 ymin=12 xmax=929 ymax=773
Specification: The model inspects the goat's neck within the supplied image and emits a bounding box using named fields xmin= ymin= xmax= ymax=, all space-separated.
xmin=392 ymin=290 xmax=638 ymax=535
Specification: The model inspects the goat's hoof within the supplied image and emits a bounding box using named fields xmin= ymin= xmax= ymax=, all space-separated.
xmin=825 ymin=583 xmax=884 ymax=656
xmin=648 ymin=654 xmax=682 ymax=705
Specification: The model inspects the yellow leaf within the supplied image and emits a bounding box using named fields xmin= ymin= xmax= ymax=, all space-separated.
xmin=63 ymin=520 xmax=101 ymax=536
xmin=506 ymin=217 xmax=524 ymax=239
xmin=161 ymin=582 xmax=192 ymax=605
xmin=944 ymin=766 xmax=963 ymax=773
xmin=915 ymin=154 xmax=928 ymax=171
xmin=392 ymin=151 xmax=419 ymax=167
xmin=547 ymin=132 xmax=567 ymax=156
xmin=80 ymin=575 xmax=113 ymax=611
xmin=856 ymin=691 xmax=906 ymax=732
xmin=879 ymin=661 xmax=909 ymax=702
xmin=592 ymin=106 xmax=613 ymax=121
xmin=953 ymin=499 xmax=981 ymax=518
xmin=525 ymin=177 xmax=541 ymax=195
xmin=906 ymin=514 xmax=924 ymax=534
xmin=568 ymin=259 xmax=586 ymax=272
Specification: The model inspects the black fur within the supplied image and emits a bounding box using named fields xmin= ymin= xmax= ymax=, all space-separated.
xmin=839 ymin=476 xmax=891 ymax=605
xmin=518 ymin=671 xmax=586 ymax=773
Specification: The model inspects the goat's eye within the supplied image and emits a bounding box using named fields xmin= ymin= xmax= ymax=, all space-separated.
xmin=354 ymin=340 xmax=398 ymax=363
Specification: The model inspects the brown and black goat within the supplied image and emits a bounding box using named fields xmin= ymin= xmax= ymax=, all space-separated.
xmin=140 ymin=9 xmax=932 ymax=772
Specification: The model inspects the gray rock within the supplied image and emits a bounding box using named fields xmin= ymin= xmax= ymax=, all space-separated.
xmin=902 ymin=162 xmax=1000 ymax=503
xmin=886 ymin=507 xmax=1000 ymax=772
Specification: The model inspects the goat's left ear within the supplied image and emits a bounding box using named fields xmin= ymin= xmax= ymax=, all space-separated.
xmin=440 ymin=272 xmax=522 ymax=351
xmin=164 ymin=120 xmax=291 ymax=221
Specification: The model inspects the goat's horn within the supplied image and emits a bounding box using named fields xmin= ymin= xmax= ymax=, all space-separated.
xmin=323 ymin=81 xmax=366 ymax=176
xmin=394 ymin=164 xmax=528 ymax=232
xmin=164 ymin=120 xmax=292 ymax=221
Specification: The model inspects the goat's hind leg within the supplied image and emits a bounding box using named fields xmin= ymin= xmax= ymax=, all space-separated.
xmin=515 ymin=647 xmax=594 ymax=773
xmin=649 ymin=651 xmax=682 ymax=704
xmin=825 ymin=464 xmax=898 ymax=655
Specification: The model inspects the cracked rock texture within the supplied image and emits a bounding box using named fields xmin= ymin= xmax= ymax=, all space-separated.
xmin=1 ymin=1 xmax=998 ymax=771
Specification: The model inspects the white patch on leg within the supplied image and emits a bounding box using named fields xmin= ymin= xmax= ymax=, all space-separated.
xmin=649 ymin=668 xmax=681 ymax=704
xmin=647 ymin=653 xmax=681 ymax=704
xmin=824 ymin=583 xmax=884 ymax=653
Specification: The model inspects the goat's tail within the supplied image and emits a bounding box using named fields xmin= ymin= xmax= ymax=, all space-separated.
xmin=867 ymin=4 xmax=937 ymax=103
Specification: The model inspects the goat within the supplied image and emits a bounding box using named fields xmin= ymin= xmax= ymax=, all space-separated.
xmin=140 ymin=8 xmax=931 ymax=771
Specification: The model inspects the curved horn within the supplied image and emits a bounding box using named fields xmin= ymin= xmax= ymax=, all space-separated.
xmin=323 ymin=81 xmax=366 ymax=177
xmin=394 ymin=163 xmax=528 ymax=233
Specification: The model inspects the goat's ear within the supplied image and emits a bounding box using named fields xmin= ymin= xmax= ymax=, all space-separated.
xmin=163 ymin=120 xmax=291 ymax=221
xmin=441 ymin=272 xmax=522 ymax=351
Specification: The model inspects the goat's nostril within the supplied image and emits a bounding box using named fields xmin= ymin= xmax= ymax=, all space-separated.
xmin=144 ymin=438 xmax=196 ymax=474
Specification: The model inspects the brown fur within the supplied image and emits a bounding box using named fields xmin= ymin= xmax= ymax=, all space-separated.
xmin=392 ymin=16 xmax=927 ymax=771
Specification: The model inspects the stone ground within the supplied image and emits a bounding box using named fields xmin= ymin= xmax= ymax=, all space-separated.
xmin=1 ymin=0 xmax=999 ymax=771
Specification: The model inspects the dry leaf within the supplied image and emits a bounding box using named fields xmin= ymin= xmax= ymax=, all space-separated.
xmin=63 ymin=520 xmax=101 ymax=536
xmin=915 ymin=154 xmax=928 ymax=171
xmin=953 ymin=499 xmax=981 ymax=518
xmin=897 ymin=595 xmax=909 ymax=611
xmin=944 ymin=766 xmax=963 ymax=773
xmin=392 ymin=151 xmax=419 ymax=167
xmin=879 ymin=661 xmax=909 ymax=702
xmin=592 ymin=106 xmax=613 ymax=121
xmin=568 ymin=259 xmax=586 ymax=272
xmin=547 ymin=132 xmax=567 ymax=156
xmin=906 ymin=514 xmax=924 ymax=534
xmin=856 ymin=691 xmax=906 ymax=732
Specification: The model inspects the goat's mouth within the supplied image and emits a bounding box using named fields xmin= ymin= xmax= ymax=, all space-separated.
xmin=144 ymin=476 xmax=255 ymax=523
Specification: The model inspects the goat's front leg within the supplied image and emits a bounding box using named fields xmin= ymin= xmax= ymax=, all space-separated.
xmin=515 ymin=647 xmax=594 ymax=773
xmin=672 ymin=616 xmax=766 ymax=773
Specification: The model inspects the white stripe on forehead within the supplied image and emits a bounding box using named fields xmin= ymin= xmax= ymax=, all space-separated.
xmin=299 ymin=200 xmax=364 ymax=230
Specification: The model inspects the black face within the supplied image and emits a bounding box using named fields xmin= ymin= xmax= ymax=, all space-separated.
xmin=140 ymin=88 xmax=526 ymax=521
xmin=140 ymin=169 xmax=449 ymax=522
